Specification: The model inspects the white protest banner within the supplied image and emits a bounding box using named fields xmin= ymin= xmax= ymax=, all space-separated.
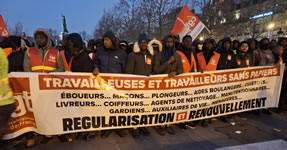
xmin=3 ymin=65 xmax=284 ymax=140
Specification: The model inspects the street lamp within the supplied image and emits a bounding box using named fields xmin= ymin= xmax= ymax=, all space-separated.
xmin=268 ymin=23 xmax=274 ymax=30
xmin=267 ymin=23 xmax=274 ymax=40
xmin=199 ymin=37 xmax=204 ymax=41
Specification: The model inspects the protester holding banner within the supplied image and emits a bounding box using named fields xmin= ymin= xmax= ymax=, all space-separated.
xmin=175 ymin=35 xmax=199 ymax=129
xmin=234 ymin=41 xmax=255 ymax=68
xmin=66 ymin=33 xmax=94 ymax=72
xmin=216 ymin=37 xmax=237 ymax=70
xmin=92 ymin=31 xmax=127 ymax=138
xmin=126 ymin=33 xmax=154 ymax=76
xmin=0 ymin=48 xmax=16 ymax=139
xmin=23 ymin=28 xmax=65 ymax=73
xmin=153 ymin=35 xmax=182 ymax=135
xmin=93 ymin=31 xmax=126 ymax=76
xmin=197 ymin=38 xmax=220 ymax=72
xmin=125 ymin=33 xmax=153 ymax=137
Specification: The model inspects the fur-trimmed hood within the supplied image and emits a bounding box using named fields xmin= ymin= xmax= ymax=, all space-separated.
xmin=133 ymin=41 xmax=154 ymax=55
xmin=133 ymin=39 xmax=163 ymax=56
xmin=149 ymin=39 xmax=163 ymax=52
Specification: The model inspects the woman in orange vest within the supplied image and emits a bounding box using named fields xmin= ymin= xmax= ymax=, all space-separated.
xmin=197 ymin=39 xmax=220 ymax=72
xmin=176 ymin=35 xmax=198 ymax=73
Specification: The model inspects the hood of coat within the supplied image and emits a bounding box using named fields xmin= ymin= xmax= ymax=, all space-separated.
xmin=133 ymin=41 xmax=154 ymax=55
xmin=33 ymin=28 xmax=52 ymax=50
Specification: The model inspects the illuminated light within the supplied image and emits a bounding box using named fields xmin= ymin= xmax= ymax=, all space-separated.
xmin=268 ymin=23 xmax=274 ymax=29
xmin=249 ymin=11 xmax=273 ymax=20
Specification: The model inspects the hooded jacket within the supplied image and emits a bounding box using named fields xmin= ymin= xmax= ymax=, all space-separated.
xmin=94 ymin=31 xmax=127 ymax=73
xmin=23 ymin=29 xmax=65 ymax=72
xmin=125 ymin=41 xmax=154 ymax=76
xmin=67 ymin=33 xmax=94 ymax=72
xmin=0 ymin=36 xmax=25 ymax=72
xmin=153 ymin=37 xmax=183 ymax=74
xmin=216 ymin=38 xmax=237 ymax=70
xmin=234 ymin=50 xmax=254 ymax=68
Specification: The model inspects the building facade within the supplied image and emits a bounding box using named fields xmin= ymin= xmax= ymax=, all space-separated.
xmin=201 ymin=0 xmax=287 ymax=41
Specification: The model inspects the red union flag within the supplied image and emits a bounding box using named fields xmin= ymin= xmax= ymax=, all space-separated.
xmin=171 ymin=6 xmax=206 ymax=41
xmin=0 ymin=15 xmax=9 ymax=37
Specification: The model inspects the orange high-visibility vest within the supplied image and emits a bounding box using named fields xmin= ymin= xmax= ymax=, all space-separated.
xmin=197 ymin=51 xmax=220 ymax=71
xmin=176 ymin=50 xmax=197 ymax=73
xmin=28 ymin=47 xmax=58 ymax=73
xmin=60 ymin=50 xmax=74 ymax=72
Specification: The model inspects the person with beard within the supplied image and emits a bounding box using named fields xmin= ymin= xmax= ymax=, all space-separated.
xmin=23 ymin=29 xmax=65 ymax=73
xmin=176 ymin=35 xmax=198 ymax=73
xmin=254 ymin=38 xmax=271 ymax=66
xmin=0 ymin=36 xmax=25 ymax=72
xmin=125 ymin=33 xmax=152 ymax=137
xmin=65 ymin=33 xmax=94 ymax=72
xmin=217 ymin=37 xmax=237 ymax=70
xmin=234 ymin=41 xmax=254 ymax=68
xmin=93 ymin=31 xmax=127 ymax=138
xmin=153 ymin=35 xmax=183 ymax=135
xmin=22 ymin=29 xmax=65 ymax=147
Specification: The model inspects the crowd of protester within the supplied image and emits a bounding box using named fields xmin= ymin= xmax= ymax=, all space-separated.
xmin=0 ymin=28 xmax=287 ymax=147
